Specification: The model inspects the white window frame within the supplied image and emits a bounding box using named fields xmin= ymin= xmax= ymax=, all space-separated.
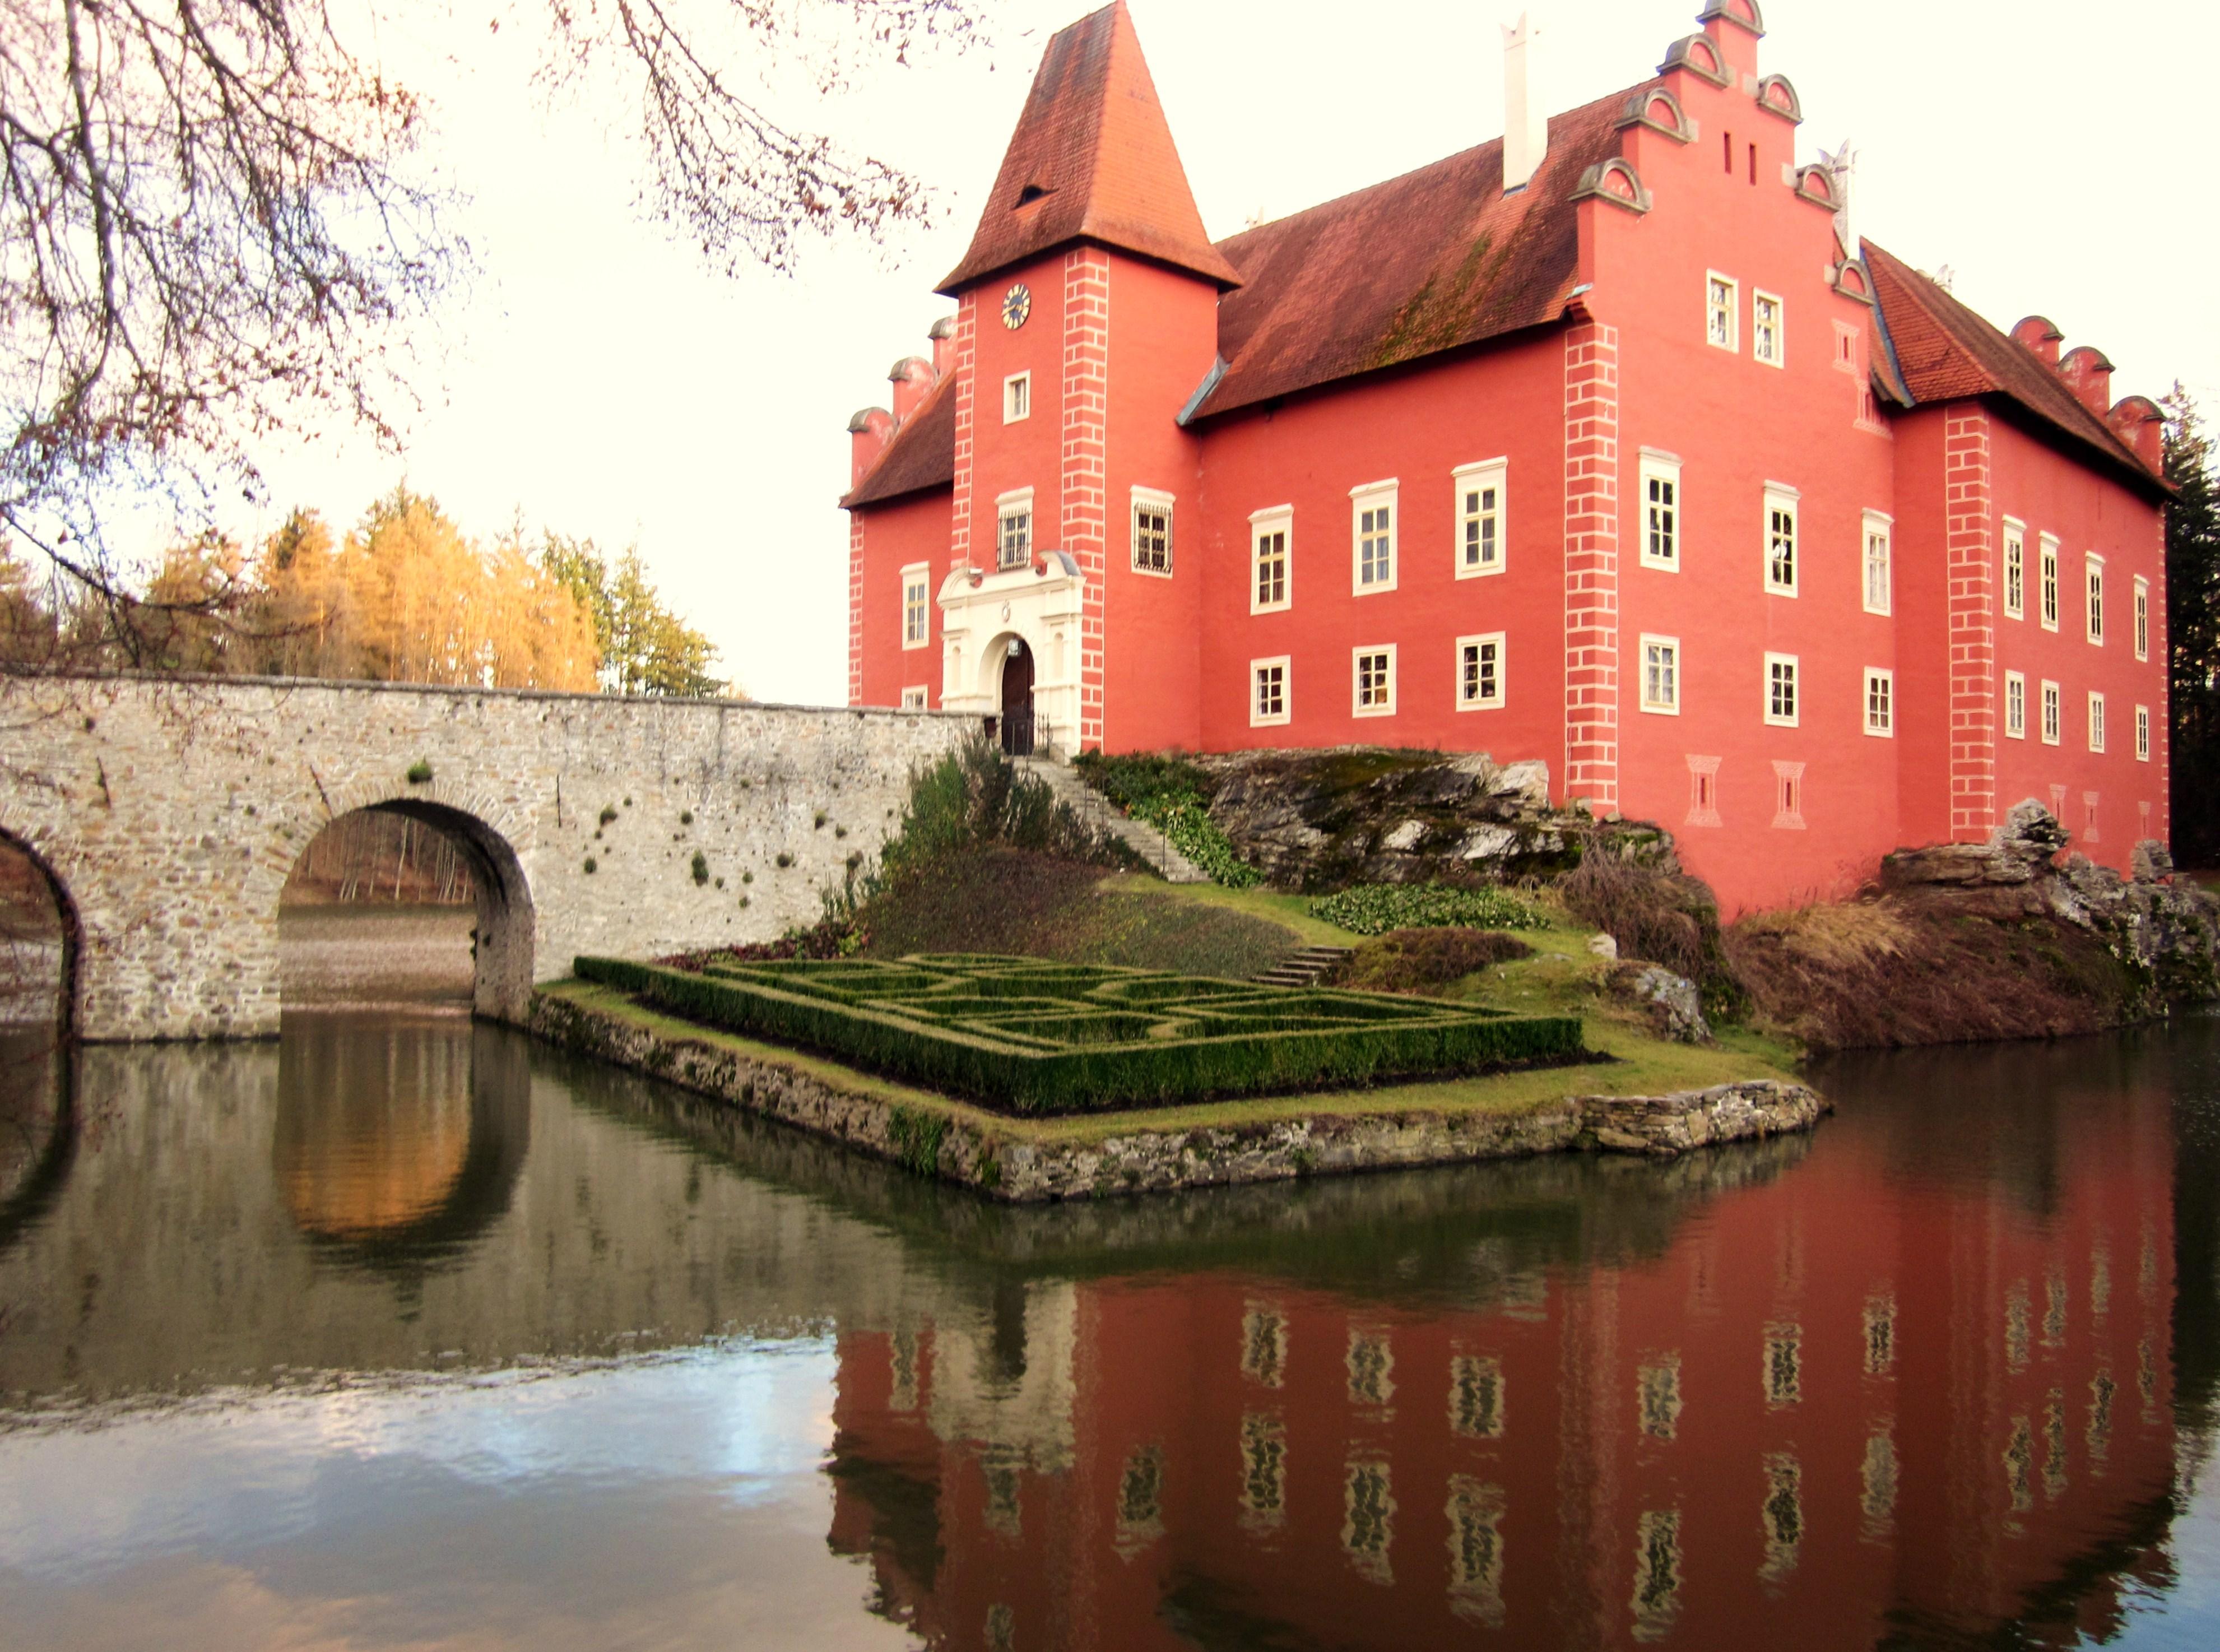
xmin=1752 ymin=290 xmax=1785 ymax=368
xmin=1764 ymin=484 xmax=1800 ymax=597
xmin=1250 ymin=506 xmax=1292 ymax=615
xmin=2137 ymin=704 xmax=2152 ymax=762
xmin=1452 ymin=460 xmax=1508 ymax=579
xmin=1864 ymin=667 xmax=1894 ymax=737
xmin=2085 ymin=553 xmax=2105 ymax=646
xmin=1352 ymin=644 xmax=1397 ymax=717
xmin=1456 ymin=632 xmax=1506 ymax=711
xmin=899 ymin=685 xmax=928 ymax=711
xmin=1863 ymin=511 xmax=1893 ymax=616
xmin=2039 ymin=534 xmax=2060 ymax=632
xmin=1002 ymin=370 xmax=1032 ymax=424
xmin=899 ymin=560 xmax=931 ymax=651
xmin=1250 ymin=656 xmax=1291 ymax=728
xmin=1131 ymin=486 xmax=1174 ymax=578
xmin=1639 ymin=450 xmax=1682 ymax=572
xmin=2135 ymin=576 xmax=2151 ymax=661
xmin=1640 ymin=634 xmax=1681 ymax=716
xmin=2041 ymin=679 xmax=2061 ymax=745
xmin=1350 ymin=480 xmax=1399 ymax=595
xmin=2005 ymin=670 xmax=2027 ymax=740
xmin=1764 ymin=652 xmax=1800 ymax=727
xmin=2088 ymin=691 xmax=2107 ymax=753
xmin=995 ymin=487 xmax=1035 ymax=573
xmin=1706 ymin=271 xmax=1739 ymax=353
xmin=2003 ymin=519 xmax=2027 ymax=620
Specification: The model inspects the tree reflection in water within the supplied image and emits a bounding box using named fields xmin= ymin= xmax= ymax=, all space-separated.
xmin=0 ymin=1013 xmax=2212 ymax=1650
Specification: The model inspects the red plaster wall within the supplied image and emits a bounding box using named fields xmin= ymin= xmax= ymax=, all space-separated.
xmin=966 ymin=252 xmax=1070 ymax=560
xmin=851 ymin=489 xmax=953 ymax=709
xmin=1593 ymin=36 xmax=1903 ymax=913
xmin=1186 ymin=333 xmax=1572 ymax=771
xmin=1099 ymin=256 xmax=1213 ymax=754
xmin=1984 ymin=415 xmax=2169 ymax=873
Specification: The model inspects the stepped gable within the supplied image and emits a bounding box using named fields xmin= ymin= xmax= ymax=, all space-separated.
xmin=1863 ymin=241 xmax=2166 ymax=494
xmin=938 ymin=2 xmax=1239 ymax=295
xmin=1188 ymin=83 xmax=1642 ymax=421
xmin=842 ymin=373 xmax=956 ymax=508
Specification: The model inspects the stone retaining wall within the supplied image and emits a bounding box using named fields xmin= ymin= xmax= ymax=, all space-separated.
xmin=529 ymin=988 xmax=1830 ymax=1203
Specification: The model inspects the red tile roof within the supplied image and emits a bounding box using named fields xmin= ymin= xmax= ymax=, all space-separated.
xmin=841 ymin=373 xmax=955 ymax=508
xmin=1188 ymin=85 xmax=1638 ymax=420
xmin=1864 ymin=241 xmax=2165 ymax=494
xmin=938 ymin=2 xmax=1240 ymax=296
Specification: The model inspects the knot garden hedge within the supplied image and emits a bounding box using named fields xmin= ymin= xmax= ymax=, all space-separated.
xmin=573 ymin=953 xmax=1585 ymax=1115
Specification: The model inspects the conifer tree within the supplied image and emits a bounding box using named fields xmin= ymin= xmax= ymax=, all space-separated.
xmin=2165 ymin=388 xmax=2220 ymax=866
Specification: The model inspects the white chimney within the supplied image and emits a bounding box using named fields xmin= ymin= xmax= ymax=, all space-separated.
xmin=1502 ymin=12 xmax=1548 ymax=193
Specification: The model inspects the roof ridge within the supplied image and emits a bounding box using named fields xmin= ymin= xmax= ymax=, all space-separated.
xmin=1861 ymin=239 xmax=2161 ymax=488
xmin=1214 ymin=78 xmax=1652 ymax=260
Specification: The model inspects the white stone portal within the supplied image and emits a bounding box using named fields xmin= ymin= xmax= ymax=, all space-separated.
xmin=938 ymin=554 xmax=1085 ymax=758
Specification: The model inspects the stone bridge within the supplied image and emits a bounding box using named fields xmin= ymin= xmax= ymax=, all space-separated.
xmin=0 ymin=673 xmax=968 ymax=1040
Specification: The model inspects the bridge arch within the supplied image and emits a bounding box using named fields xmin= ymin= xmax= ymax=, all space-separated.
xmin=0 ymin=824 xmax=81 ymax=1042
xmin=285 ymin=799 xmax=536 ymax=1023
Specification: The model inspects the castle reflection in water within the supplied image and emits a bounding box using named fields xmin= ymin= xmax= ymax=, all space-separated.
xmin=0 ymin=1014 xmax=2211 ymax=1650
xmin=825 ymin=1040 xmax=2195 ymax=1651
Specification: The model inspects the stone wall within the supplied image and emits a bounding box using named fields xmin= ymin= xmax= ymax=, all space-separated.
xmin=0 ymin=672 xmax=970 ymax=1039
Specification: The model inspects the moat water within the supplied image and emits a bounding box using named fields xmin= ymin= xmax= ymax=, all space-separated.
xmin=1 ymin=969 xmax=2217 ymax=1647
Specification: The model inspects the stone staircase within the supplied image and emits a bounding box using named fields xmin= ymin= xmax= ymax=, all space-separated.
xmin=1014 ymin=757 xmax=1211 ymax=884
xmin=1252 ymin=945 xmax=1355 ymax=989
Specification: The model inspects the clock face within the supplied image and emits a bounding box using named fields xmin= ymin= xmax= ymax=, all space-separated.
xmin=1001 ymin=283 xmax=1032 ymax=331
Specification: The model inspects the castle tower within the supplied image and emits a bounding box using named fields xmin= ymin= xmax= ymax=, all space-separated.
xmin=932 ymin=1 xmax=1237 ymax=754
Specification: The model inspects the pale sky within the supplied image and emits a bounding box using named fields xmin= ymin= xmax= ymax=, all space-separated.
xmin=203 ymin=0 xmax=2220 ymax=706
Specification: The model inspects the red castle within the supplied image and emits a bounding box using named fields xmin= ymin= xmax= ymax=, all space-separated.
xmin=840 ymin=0 xmax=2171 ymax=913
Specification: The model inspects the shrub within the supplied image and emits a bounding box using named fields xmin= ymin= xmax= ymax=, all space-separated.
xmin=1557 ymin=852 xmax=1743 ymax=1015
xmin=405 ymin=759 xmax=433 ymax=785
xmin=1334 ymin=928 xmax=1534 ymax=994
xmin=577 ymin=953 xmax=1583 ymax=1115
xmin=690 ymin=850 xmax=710 ymax=886
xmin=1311 ymin=884 xmax=1546 ymax=936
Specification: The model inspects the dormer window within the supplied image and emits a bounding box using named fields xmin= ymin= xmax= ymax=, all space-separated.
xmin=1017 ymin=183 xmax=1053 ymax=206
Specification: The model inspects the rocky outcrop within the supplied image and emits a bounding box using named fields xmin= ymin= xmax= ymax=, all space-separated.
xmin=1194 ymin=747 xmax=1672 ymax=891
xmin=1610 ymin=963 xmax=1711 ymax=1043
xmin=1880 ymin=800 xmax=2220 ymax=1009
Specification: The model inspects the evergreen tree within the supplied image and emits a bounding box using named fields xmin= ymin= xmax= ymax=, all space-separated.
xmin=2166 ymin=388 xmax=2220 ymax=866
xmin=538 ymin=534 xmax=725 ymax=698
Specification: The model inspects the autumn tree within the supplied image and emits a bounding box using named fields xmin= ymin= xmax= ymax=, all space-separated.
xmin=538 ymin=534 xmax=724 ymax=697
xmin=0 ymin=1 xmax=981 ymax=656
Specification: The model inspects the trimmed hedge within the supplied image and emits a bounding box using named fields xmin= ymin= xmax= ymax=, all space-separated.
xmin=574 ymin=953 xmax=1582 ymax=1115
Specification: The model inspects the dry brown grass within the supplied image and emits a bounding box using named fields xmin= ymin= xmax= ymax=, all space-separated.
xmin=1724 ymin=893 xmax=2131 ymax=1051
